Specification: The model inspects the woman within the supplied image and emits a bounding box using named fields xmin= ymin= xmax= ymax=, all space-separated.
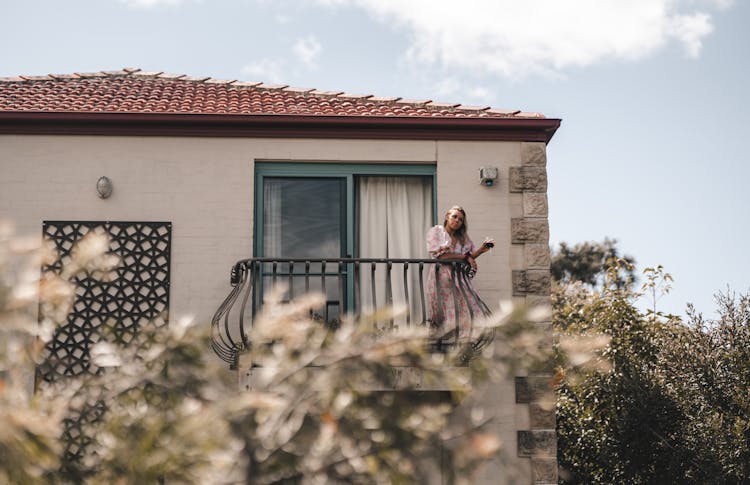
xmin=425 ymin=206 xmax=494 ymax=339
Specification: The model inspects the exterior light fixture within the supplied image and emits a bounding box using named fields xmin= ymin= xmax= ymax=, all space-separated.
xmin=96 ymin=176 xmax=113 ymax=199
xmin=479 ymin=166 xmax=498 ymax=187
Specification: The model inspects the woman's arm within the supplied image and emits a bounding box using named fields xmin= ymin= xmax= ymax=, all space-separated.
xmin=437 ymin=250 xmax=477 ymax=271
xmin=436 ymin=252 xmax=469 ymax=261
xmin=469 ymin=238 xmax=495 ymax=260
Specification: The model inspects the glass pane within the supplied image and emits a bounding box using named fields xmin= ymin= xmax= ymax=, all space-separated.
xmin=263 ymin=177 xmax=343 ymax=259
xmin=262 ymin=273 xmax=344 ymax=323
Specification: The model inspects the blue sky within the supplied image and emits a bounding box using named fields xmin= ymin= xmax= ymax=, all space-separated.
xmin=2 ymin=0 xmax=748 ymax=317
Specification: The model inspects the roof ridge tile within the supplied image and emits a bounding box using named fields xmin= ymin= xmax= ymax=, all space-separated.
xmin=455 ymin=105 xmax=490 ymax=111
xmin=157 ymin=73 xmax=187 ymax=80
xmin=395 ymin=98 xmax=431 ymax=106
xmin=338 ymin=93 xmax=373 ymax=100
xmin=309 ymin=89 xmax=344 ymax=96
xmin=282 ymin=86 xmax=315 ymax=93
xmin=132 ymin=71 xmax=163 ymax=78
xmin=19 ymin=75 xmax=53 ymax=81
xmin=369 ymin=96 xmax=401 ymax=102
xmin=487 ymin=108 xmax=521 ymax=116
xmin=233 ymin=81 xmax=263 ymax=87
xmin=255 ymin=83 xmax=288 ymax=90
xmin=49 ymin=74 xmax=80 ymax=80
xmin=101 ymin=70 xmax=130 ymax=76
xmin=425 ymin=101 xmax=460 ymax=108
xmin=516 ymin=111 xmax=544 ymax=118
xmin=180 ymin=75 xmax=212 ymax=82
xmin=75 ymin=71 xmax=108 ymax=78
xmin=205 ymin=78 xmax=238 ymax=85
xmin=0 ymin=76 xmax=25 ymax=82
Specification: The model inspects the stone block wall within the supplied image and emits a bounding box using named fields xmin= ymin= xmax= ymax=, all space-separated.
xmin=511 ymin=142 xmax=557 ymax=484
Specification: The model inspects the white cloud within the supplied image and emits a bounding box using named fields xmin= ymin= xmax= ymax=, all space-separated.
xmin=241 ymin=59 xmax=286 ymax=84
xmin=709 ymin=0 xmax=734 ymax=10
xmin=434 ymin=78 xmax=461 ymax=98
xmin=119 ymin=0 xmax=182 ymax=8
xmin=241 ymin=37 xmax=322 ymax=84
xmin=316 ymin=0 xmax=728 ymax=77
xmin=293 ymin=35 xmax=322 ymax=67
xmin=433 ymin=77 xmax=489 ymax=101
xmin=668 ymin=13 xmax=713 ymax=58
xmin=468 ymin=86 xmax=490 ymax=99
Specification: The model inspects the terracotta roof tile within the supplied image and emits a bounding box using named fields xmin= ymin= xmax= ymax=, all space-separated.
xmin=0 ymin=67 xmax=546 ymax=119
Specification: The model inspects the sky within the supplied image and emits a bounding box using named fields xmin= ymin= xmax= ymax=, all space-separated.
xmin=2 ymin=0 xmax=748 ymax=318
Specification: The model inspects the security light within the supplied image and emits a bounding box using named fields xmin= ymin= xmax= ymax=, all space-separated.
xmin=479 ymin=166 xmax=498 ymax=187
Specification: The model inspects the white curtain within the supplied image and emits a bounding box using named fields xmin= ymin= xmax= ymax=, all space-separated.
xmin=357 ymin=176 xmax=432 ymax=325
xmin=263 ymin=180 xmax=282 ymax=258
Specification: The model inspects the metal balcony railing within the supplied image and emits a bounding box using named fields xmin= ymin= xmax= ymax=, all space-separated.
xmin=211 ymin=258 xmax=494 ymax=367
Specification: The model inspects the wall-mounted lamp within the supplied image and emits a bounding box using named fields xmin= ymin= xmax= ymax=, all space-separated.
xmin=479 ymin=166 xmax=498 ymax=187
xmin=96 ymin=176 xmax=113 ymax=199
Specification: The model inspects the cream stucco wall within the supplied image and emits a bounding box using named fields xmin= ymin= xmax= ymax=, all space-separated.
xmin=435 ymin=140 xmax=524 ymax=309
xmin=1 ymin=134 xmax=522 ymax=323
xmin=1 ymin=133 xmax=545 ymax=484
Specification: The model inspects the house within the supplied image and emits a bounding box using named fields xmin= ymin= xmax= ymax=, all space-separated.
xmin=0 ymin=68 xmax=560 ymax=484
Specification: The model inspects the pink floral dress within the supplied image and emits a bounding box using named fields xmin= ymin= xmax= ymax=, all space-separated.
xmin=425 ymin=225 xmax=484 ymax=338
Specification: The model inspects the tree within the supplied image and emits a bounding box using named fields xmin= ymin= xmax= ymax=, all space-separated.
xmin=553 ymin=240 xmax=750 ymax=484
xmin=551 ymin=238 xmax=636 ymax=289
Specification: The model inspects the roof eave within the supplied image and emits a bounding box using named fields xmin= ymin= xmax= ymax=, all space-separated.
xmin=0 ymin=111 xmax=561 ymax=143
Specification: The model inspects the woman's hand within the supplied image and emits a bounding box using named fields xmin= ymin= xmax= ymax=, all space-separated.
xmin=480 ymin=237 xmax=495 ymax=253
xmin=467 ymin=255 xmax=477 ymax=271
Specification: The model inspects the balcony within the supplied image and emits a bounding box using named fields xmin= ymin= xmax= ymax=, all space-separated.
xmin=211 ymin=258 xmax=495 ymax=367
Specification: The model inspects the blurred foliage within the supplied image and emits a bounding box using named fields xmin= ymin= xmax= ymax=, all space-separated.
xmin=554 ymin=241 xmax=750 ymax=484
xmin=0 ymin=222 xmax=549 ymax=484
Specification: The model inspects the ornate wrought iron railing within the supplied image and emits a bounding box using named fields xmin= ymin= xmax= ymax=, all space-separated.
xmin=211 ymin=258 xmax=494 ymax=367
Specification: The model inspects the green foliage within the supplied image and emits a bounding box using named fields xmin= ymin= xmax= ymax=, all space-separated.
xmin=0 ymin=225 xmax=547 ymax=484
xmin=554 ymin=242 xmax=750 ymax=484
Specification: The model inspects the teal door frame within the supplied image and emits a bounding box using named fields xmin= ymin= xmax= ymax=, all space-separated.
xmin=254 ymin=161 xmax=437 ymax=313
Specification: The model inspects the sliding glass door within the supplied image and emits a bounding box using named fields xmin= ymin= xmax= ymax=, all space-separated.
xmin=255 ymin=163 xmax=435 ymax=321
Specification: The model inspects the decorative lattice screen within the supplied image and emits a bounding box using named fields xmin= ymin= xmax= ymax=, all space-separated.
xmin=38 ymin=221 xmax=171 ymax=474
xmin=39 ymin=221 xmax=172 ymax=382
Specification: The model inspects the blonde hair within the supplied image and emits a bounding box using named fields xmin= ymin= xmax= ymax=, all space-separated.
xmin=443 ymin=205 xmax=468 ymax=243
